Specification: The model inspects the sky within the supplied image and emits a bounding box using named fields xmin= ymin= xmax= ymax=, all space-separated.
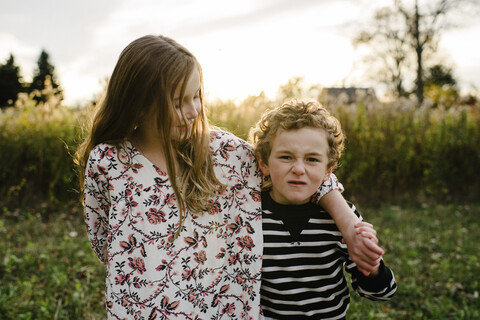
xmin=1 ymin=0 xmax=479 ymax=106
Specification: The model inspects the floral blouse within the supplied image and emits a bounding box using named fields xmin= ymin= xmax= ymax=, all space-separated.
xmin=84 ymin=130 xmax=339 ymax=319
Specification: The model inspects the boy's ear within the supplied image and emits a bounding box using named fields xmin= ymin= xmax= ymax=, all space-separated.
xmin=257 ymin=155 xmax=270 ymax=177
xmin=322 ymin=166 xmax=335 ymax=182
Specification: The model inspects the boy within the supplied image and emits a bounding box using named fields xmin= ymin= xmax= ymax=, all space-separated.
xmin=251 ymin=100 xmax=397 ymax=319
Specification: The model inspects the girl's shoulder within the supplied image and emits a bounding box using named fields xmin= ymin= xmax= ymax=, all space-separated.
xmin=210 ymin=130 xmax=252 ymax=150
xmin=209 ymin=130 xmax=256 ymax=165
xmin=89 ymin=141 xmax=134 ymax=164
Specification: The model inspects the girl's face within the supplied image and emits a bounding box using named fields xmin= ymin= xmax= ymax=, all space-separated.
xmin=172 ymin=68 xmax=202 ymax=140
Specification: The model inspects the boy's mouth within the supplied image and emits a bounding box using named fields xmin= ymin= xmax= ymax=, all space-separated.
xmin=288 ymin=180 xmax=306 ymax=186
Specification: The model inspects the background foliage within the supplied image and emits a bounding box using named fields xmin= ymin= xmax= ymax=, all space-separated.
xmin=0 ymin=90 xmax=86 ymax=207
xmin=1 ymin=80 xmax=479 ymax=319
xmin=1 ymin=82 xmax=479 ymax=208
xmin=207 ymin=91 xmax=480 ymax=208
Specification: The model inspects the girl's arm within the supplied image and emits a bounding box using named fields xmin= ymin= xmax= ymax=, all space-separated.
xmin=84 ymin=148 xmax=111 ymax=264
xmin=318 ymin=189 xmax=383 ymax=275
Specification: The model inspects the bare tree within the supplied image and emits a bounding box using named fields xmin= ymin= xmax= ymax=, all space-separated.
xmin=354 ymin=6 xmax=412 ymax=98
xmin=354 ymin=0 xmax=477 ymax=105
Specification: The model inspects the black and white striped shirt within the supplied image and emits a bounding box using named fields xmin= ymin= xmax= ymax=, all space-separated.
xmin=260 ymin=192 xmax=397 ymax=319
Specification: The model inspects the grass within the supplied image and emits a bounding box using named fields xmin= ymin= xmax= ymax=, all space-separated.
xmin=347 ymin=203 xmax=480 ymax=319
xmin=0 ymin=203 xmax=105 ymax=320
xmin=1 ymin=202 xmax=479 ymax=319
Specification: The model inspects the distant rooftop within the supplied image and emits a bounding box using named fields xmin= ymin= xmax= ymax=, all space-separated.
xmin=320 ymin=87 xmax=377 ymax=104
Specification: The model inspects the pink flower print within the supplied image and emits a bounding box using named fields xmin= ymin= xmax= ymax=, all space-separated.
xmin=250 ymin=189 xmax=261 ymax=202
xmin=194 ymin=250 xmax=207 ymax=265
xmin=208 ymin=200 xmax=222 ymax=215
xmin=97 ymin=165 xmax=107 ymax=175
xmin=134 ymin=185 xmax=143 ymax=196
xmin=164 ymin=193 xmax=176 ymax=206
xmin=119 ymin=234 xmax=138 ymax=254
xmin=184 ymin=229 xmax=200 ymax=249
xmin=182 ymin=268 xmax=196 ymax=281
xmin=87 ymin=168 xmax=95 ymax=178
xmin=161 ymin=295 xmax=180 ymax=313
xmin=104 ymin=147 xmax=114 ymax=158
xmin=236 ymin=273 xmax=244 ymax=284
xmin=216 ymin=247 xmax=226 ymax=259
xmin=121 ymin=294 xmax=131 ymax=307
xmin=237 ymin=235 xmax=254 ymax=251
xmin=219 ymin=284 xmax=230 ymax=294
xmin=218 ymin=141 xmax=236 ymax=161
xmin=139 ymin=242 xmax=146 ymax=257
xmin=146 ymin=208 xmax=166 ymax=224
xmin=245 ymin=221 xmax=254 ymax=234
xmin=128 ymin=257 xmax=146 ymax=274
xmin=222 ymin=303 xmax=236 ymax=315
xmin=228 ymin=253 xmax=239 ymax=265
xmin=227 ymin=214 xmax=243 ymax=233
xmin=187 ymin=289 xmax=196 ymax=302
xmin=115 ymin=273 xmax=130 ymax=285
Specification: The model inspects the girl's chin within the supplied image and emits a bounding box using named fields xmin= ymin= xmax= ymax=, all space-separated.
xmin=172 ymin=128 xmax=189 ymax=141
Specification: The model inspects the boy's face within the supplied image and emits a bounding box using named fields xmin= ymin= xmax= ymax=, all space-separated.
xmin=259 ymin=127 xmax=331 ymax=205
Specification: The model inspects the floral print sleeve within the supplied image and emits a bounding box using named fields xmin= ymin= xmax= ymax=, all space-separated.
xmin=84 ymin=146 xmax=113 ymax=263
xmin=317 ymin=173 xmax=344 ymax=198
xmin=83 ymin=131 xmax=263 ymax=320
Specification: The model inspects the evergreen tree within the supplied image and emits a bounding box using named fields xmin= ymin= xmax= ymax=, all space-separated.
xmin=0 ymin=53 xmax=23 ymax=108
xmin=425 ymin=64 xmax=456 ymax=87
xmin=29 ymin=49 xmax=62 ymax=104
xmin=424 ymin=64 xmax=459 ymax=108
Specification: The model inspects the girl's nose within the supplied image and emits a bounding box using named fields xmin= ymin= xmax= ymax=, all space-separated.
xmin=184 ymin=101 xmax=199 ymax=119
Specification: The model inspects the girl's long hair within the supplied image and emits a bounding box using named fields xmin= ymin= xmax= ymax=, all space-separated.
xmin=75 ymin=35 xmax=224 ymax=232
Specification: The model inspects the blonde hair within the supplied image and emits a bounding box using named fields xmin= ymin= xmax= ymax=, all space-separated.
xmin=250 ymin=99 xmax=345 ymax=188
xmin=75 ymin=35 xmax=224 ymax=231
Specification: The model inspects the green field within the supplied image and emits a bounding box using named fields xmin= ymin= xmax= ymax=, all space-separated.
xmin=1 ymin=202 xmax=479 ymax=319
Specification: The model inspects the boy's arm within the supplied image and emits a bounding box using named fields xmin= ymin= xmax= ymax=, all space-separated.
xmin=318 ymin=189 xmax=384 ymax=275
xmin=348 ymin=259 xmax=398 ymax=301
xmin=343 ymin=207 xmax=397 ymax=300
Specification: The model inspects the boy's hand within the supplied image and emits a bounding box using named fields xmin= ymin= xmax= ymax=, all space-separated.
xmin=343 ymin=221 xmax=384 ymax=276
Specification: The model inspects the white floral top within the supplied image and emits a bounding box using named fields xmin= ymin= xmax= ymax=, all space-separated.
xmin=84 ymin=130 xmax=339 ymax=319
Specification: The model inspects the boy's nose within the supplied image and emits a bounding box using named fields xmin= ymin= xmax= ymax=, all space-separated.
xmin=292 ymin=161 xmax=305 ymax=175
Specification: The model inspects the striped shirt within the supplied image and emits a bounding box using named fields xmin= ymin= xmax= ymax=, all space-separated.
xmin=260 ymin=192 xmax=397 ymax=319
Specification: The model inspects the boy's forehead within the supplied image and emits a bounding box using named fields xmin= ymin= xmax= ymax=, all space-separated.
xmin=274 ymin=126 xmax=326 ymax=137
xmin=271 ymin=127 xmax=328 ymax=147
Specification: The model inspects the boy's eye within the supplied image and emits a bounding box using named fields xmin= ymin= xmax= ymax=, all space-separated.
xmin=279 ymin=155 xmax=292 ymax=160
xmin=307 ymin=157 xmax=320 ymax=163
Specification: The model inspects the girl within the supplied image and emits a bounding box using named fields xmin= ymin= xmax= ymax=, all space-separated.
xmin=75 ymin=34 xmax=381 ymax=319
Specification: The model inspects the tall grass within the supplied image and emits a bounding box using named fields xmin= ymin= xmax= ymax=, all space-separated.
xmin=0 ymin=92 xmax=88 ymax=207
xmin=208 ymin=96 xmax=480 ymax=207
xmin=327 ymin=99 xmax=480 ymax=206
xmin=0 ymin=89 xmax=479 ymax=208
